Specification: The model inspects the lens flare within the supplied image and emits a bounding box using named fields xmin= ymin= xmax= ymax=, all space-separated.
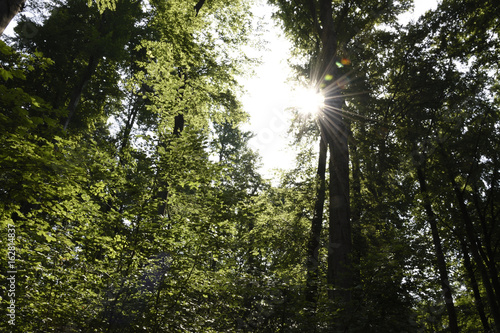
xmin=292 ymin=88 xmax=325 ymax=116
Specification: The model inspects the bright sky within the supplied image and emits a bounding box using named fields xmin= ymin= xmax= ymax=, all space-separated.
xmin=241 ymin=0 xmax=439 ymax=180
xmin=239 ymin=2 xmax=294 ymax=180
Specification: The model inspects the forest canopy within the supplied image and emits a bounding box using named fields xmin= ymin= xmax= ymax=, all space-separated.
xmin=1 ymin=0 xmax=499 ymax=332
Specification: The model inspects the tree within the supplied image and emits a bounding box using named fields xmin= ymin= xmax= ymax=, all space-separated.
xmin=13 ymin=0 xmax=145 ymax=132
xmin=3 ymin=0 xmax=500 ymax=331
xmin=358 ymin=1 xmax=500 ymax=330
xmin=269 ymin=0 xmax=411 ymax=321
xmin=0 ymin=0 xmax=25 ymax=35
xmin=1 ymin=0 xmax=257 ymax=331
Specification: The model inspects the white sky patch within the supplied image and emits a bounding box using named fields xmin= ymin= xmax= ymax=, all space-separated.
xmin=238 ymin=1 xmax=297 ymax=180
xmin=399 ymin=0 xmax=440 ymax=24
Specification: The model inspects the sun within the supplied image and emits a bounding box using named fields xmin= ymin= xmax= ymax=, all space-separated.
xmin=291 ymin=87 xmax=325 ymax=116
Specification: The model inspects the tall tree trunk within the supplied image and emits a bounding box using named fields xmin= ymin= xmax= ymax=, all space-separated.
xmin=415 ymin=164 xmax=459 ymax=333
xmin=460 ymin=239 xmax=491 ymax=332
xmin=350 ymin=129 xmax=364 ymax=292
xmin=472 ymin=187 xmax=500 ymax=300
xmin=63 ymin=55 xmax=100 ymax=130
xmin=444 ymin=167 xmax=500 ymax=329
xmin=327 ymin=102 xmax=351 ymax=304
xmin=316 ymin=0 xmax=352 ymax=305
xmin=305 ymin=136 xmax=327 ymax=309
xmin=0 ymin=0 xmax=25 ymax=35
xmin=119 ymin=95 xmax=140 ymax=157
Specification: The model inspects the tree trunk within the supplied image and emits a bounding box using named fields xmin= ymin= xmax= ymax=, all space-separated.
xmin=63 ymin=55 xmax=100 ymax=130
xmin=316 ymin=0 xmax=352 ymax=305
xmin=0 ymin=0 xmax=25 ymax=36
xmin=437 ymin=142 xmax=500 ymax=329
xmin=449 ymin=174 xmax=500 ymax=330
xmin=119 ymin=95 xmax=140 ymax=157
xmin=156 ymin=113 xmax=184 ymax=218
xmin=305 ymin=136 xmax=327 ymax=308
xmin=438 ymin=167 xmax=499 ymax=332
xmin=350 ymin=129 xmax=364 ymax=292
xmin=415 ymin=164 xmax=459 ymax=333
xmin=327 ymin=104 xmax=351 ymax=304
xmin=472 ymin=188 xmax=500 ymax=300
xmin=173 ymin=114 xmax=184 ymax=137
xmin=460 ymin=239 xmax=491 ymax=332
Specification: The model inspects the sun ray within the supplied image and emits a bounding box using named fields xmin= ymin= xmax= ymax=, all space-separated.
xmin=289 ymin=85 xmax=325 ymax=116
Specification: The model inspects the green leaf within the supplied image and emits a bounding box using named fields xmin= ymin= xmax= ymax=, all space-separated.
xmin=0 ymin=68 xmax=14 ymax=81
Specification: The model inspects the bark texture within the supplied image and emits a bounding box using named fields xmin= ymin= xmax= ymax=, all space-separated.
xmin=305 ymin=136 xmax=327 ymax=307
xmin=316 ymin=0 xmax=352 ymax=304
xmin=63 ymin=55 xmax=100 ymax=130
xmin=0 ymin=0 xmax=25 ymax=36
